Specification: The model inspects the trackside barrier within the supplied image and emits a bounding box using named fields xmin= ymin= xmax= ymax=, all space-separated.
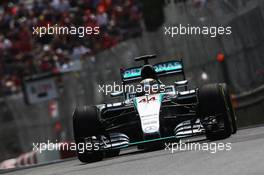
xmin=0 ymin=159 xmax=16 ymax=169
xmin=0 ymin=142 xmax=76 ymax=169
xmin=16 ymin=151 xmax=37 ymax=167
xmin=232 ymin=84 xmax=264 ymax=109
xmin=232 ymin=84 xmax=264 ymax=127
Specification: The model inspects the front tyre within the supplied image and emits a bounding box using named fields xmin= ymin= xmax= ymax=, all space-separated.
xmin=199 ymin=84 xmax=232 ymax=141
xmin=73 ymin=106 xmax=104 ymax=163
xmin=221 ymin=83 xmax=237 ymax=134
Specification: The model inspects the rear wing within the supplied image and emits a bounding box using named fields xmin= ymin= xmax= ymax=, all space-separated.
xmin=120 ymin=59 xmax=185 ymax=83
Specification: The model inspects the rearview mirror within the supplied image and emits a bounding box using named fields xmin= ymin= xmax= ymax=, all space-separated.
xmin=110 ymin=91 xmax=123 ymax=97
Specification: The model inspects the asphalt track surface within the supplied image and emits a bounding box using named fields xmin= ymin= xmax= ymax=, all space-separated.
xmin=2 ymin=125 xmax=264 ymax=175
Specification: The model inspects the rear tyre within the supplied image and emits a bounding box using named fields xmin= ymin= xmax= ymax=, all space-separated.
xmin=73 ymin=106 xmax=104 ymax=163
xmin=221 ymin=83 xmax=237 ymax=134
xmin=199 ymin=84 xmax=232 ymax=141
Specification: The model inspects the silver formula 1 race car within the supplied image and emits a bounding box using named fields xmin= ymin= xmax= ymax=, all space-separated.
xmin=73 ymin=55 xmax=237 ymax=163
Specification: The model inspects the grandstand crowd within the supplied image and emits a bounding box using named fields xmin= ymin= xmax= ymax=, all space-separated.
xmin=0 ymin=0 xmax=142 ymax=96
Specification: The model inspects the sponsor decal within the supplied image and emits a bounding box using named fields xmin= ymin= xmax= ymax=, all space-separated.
xmin=138 ymin=96 xmax=157 ymax=103
xmin=144 ymin=125 xmax=158 ymax=132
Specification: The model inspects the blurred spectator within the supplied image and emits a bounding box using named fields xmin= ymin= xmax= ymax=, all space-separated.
xmin=0 ymin=0 xmax=143 ymax=96
xmin=72 ymin=43 xmax=91 ymax=59
xmin=51 ymin=0 xmax=70 ymax=13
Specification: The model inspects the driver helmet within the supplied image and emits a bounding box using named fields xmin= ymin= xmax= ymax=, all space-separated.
xmin=140 ymin=78 xmax=159 ymax=94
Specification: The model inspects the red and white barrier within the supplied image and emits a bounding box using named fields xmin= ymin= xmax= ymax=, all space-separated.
xmin=16 ymin=151 xmax=38 ymax=167
xmin=0 ymin=158 xmax=16 ymax=169
xmin=0 ymin=142 xmax=76 ymax=170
